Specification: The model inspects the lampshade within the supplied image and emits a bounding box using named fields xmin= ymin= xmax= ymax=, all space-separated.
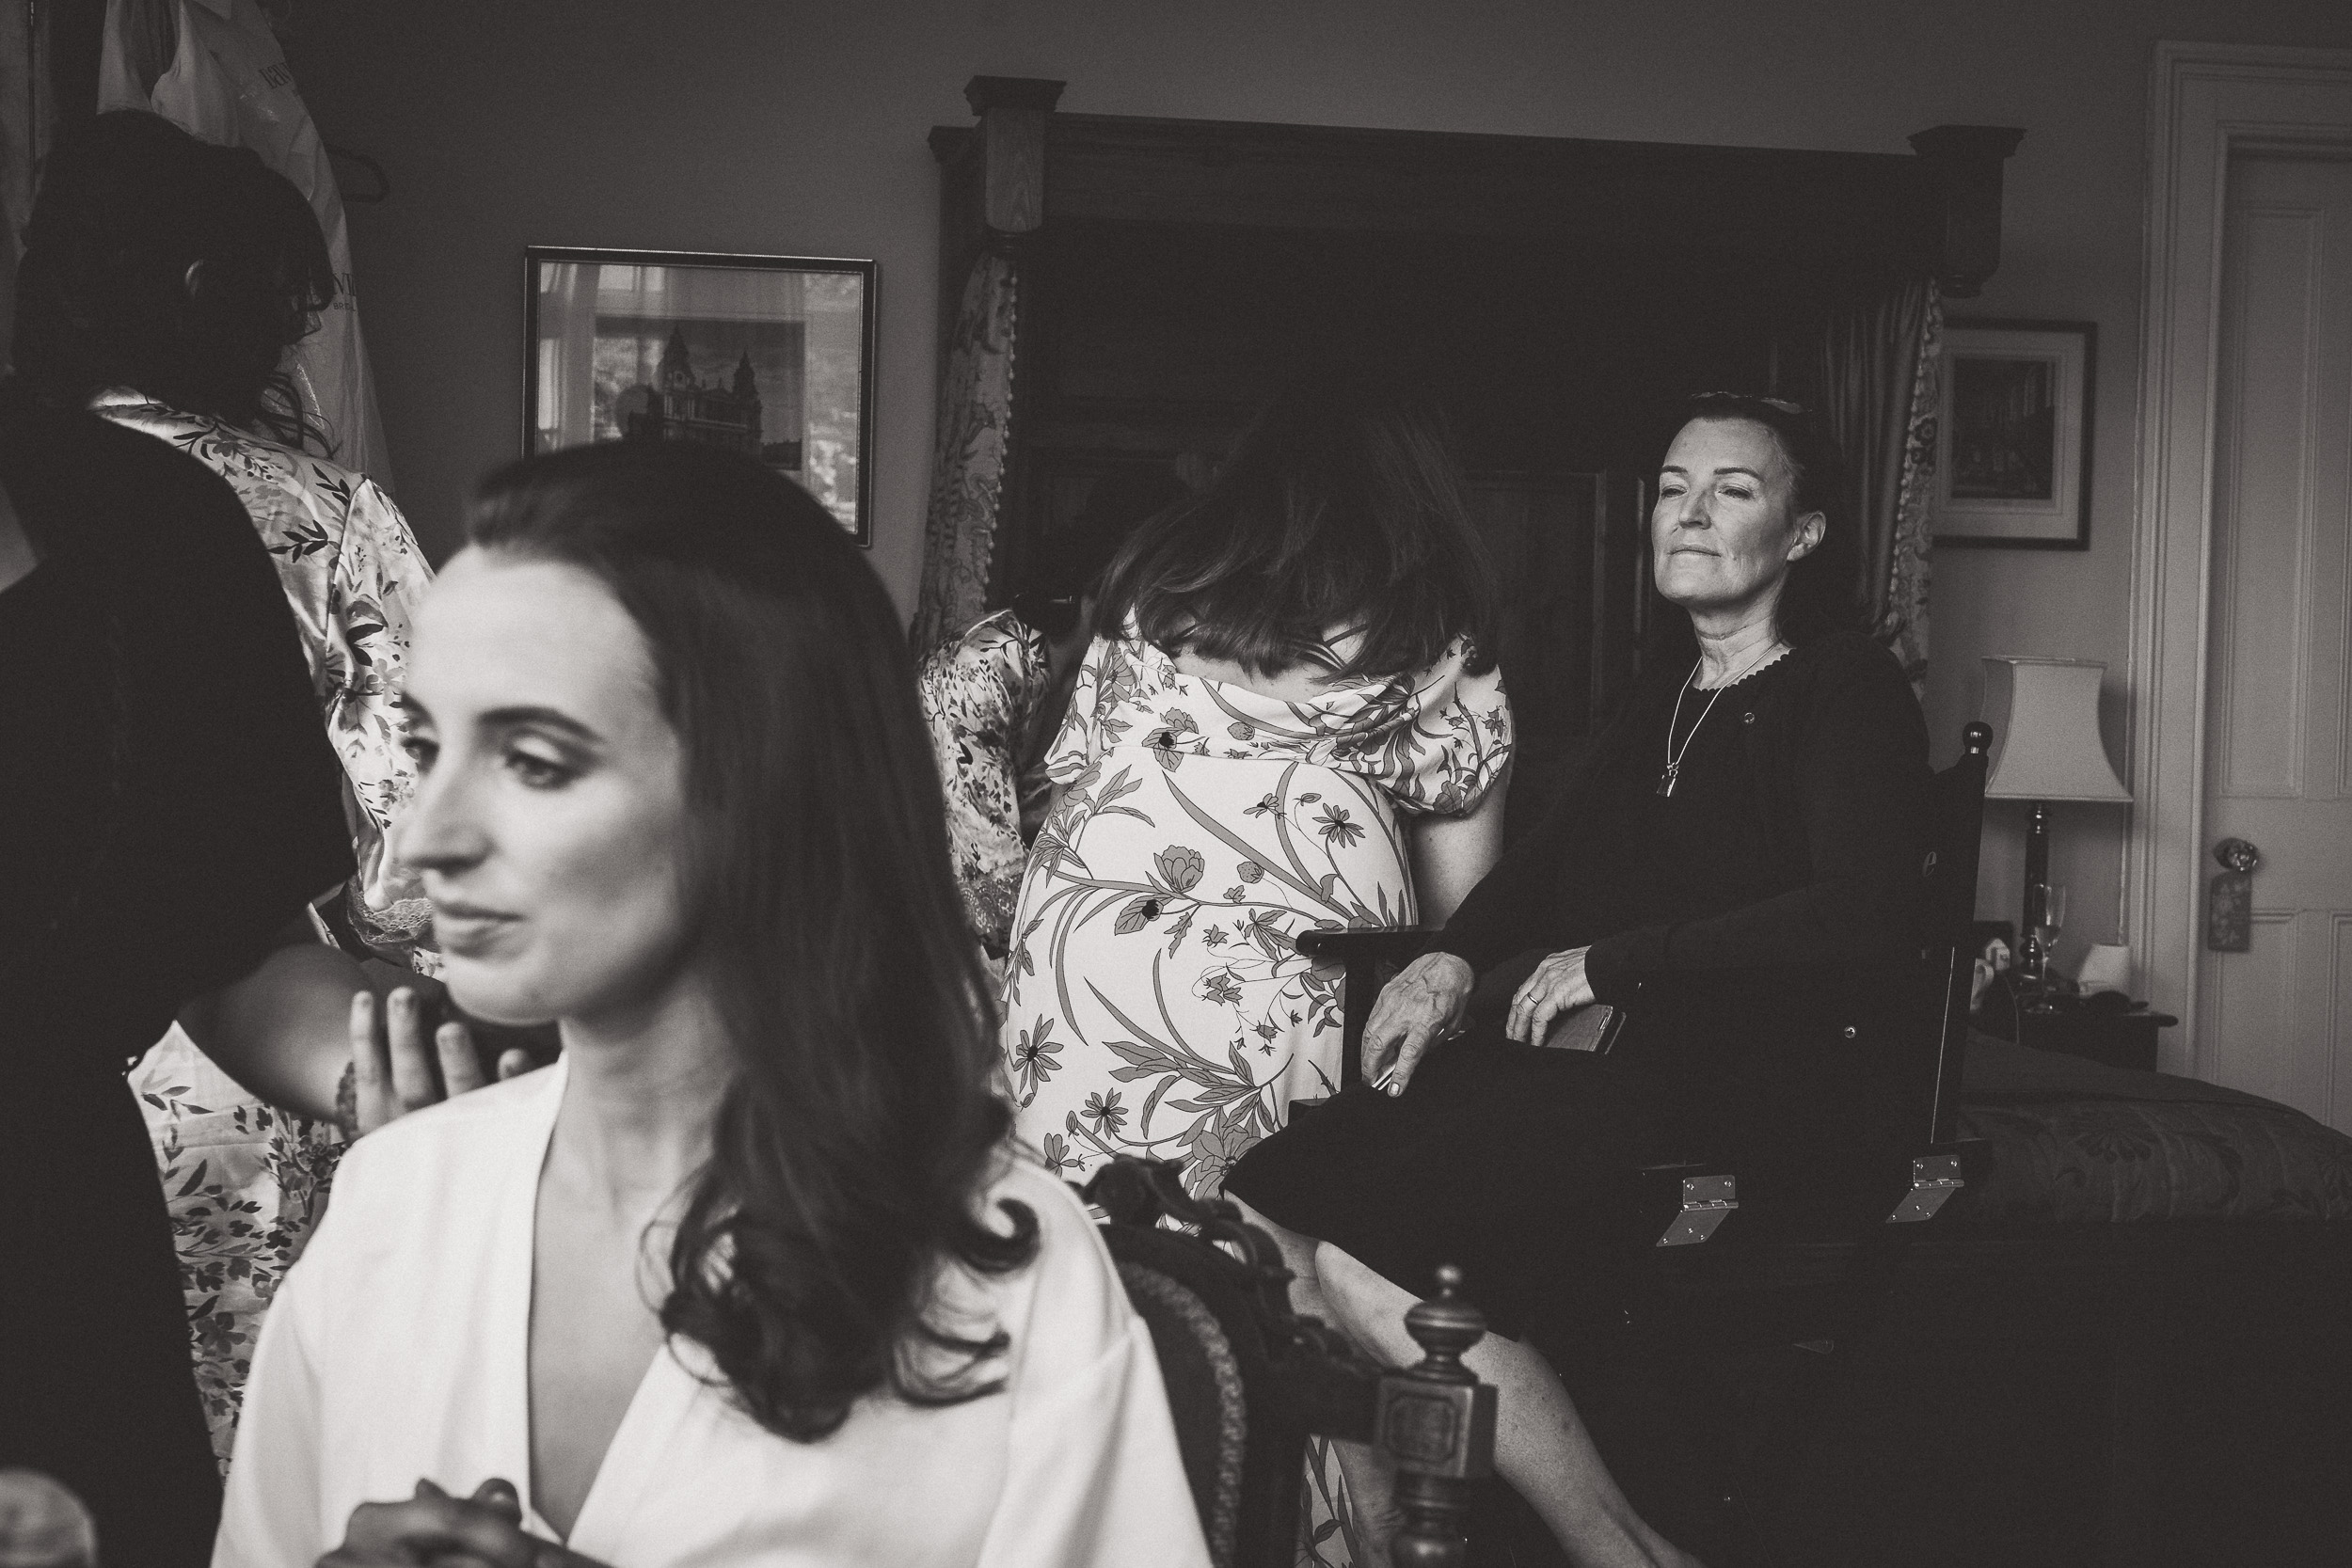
xmin=1979 ymin=657 xmax=2132 ymax=802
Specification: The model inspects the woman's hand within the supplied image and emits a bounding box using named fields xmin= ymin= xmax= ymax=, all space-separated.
xmin=318 ymin=1478 xmax=610 ymax=1568
xmin=1504 ymin=947 xmax=1596 ymax=1045
xmin=346 ymin=987 xmax=532 ymax=1137
xmin=1361 ymin=952 xmax=1475 ymax=1096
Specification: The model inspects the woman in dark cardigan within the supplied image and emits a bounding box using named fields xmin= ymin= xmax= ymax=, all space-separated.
xmin=1225 ymin=395 xmax=1929 ymax=1568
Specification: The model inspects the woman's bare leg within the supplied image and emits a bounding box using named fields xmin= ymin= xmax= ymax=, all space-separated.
xmin=1314 ymin=1242 xmax=1705 ymax=1568
xmin=1230 ymin=1198 xmax=1406 ymax=1568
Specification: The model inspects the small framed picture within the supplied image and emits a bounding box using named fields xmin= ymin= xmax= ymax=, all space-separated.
xmin=524 ymin=247 xmax=877 ymax=545
xmin=1932 ymin=319 xmax=2094 ymax=550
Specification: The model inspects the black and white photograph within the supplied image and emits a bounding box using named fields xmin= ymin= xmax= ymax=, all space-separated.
xmin=526 ymin=248 xmax=876 ymax=544
xmin=3 ymin=7 xmax=2350 ymax=1568
xmin=1934 ymin=319 xmax=2095 ymax=548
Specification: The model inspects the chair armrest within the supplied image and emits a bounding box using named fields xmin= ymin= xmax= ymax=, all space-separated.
xmin=1294 ymin=926 xmax=1442 ymax=967
xmin=1295 ymin=927 xmax=1442 ymax=1092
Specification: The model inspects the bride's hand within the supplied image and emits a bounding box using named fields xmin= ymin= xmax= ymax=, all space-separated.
xmin=317 ymin=1478 xmax=612 ymax=1567
xmin=1505 ymin=947 xmax=1596 ymax=1045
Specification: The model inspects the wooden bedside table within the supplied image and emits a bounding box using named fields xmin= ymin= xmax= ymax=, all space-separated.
xmin=2014 ymin=1005 xmax=2176 ymax=1072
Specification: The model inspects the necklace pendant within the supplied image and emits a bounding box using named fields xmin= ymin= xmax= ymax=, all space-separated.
xmin=1657 ymin=765 xmax=1678 ymax=798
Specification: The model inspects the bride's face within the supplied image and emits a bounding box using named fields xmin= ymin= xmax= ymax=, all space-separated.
xmin=392 ymin=548 xmax=693 ymax=1027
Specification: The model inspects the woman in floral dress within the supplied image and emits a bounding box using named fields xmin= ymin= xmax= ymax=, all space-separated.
xmin=920 ymin=466 xmax=1187 ymax=975
xmin=1000 ymin=382 xmax=1512 ymax=1199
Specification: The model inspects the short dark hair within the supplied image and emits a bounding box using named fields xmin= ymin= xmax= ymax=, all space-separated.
xmin=469 ymin=440 xmax=1037 ymax=1441
xmin=1092 ymin=376 xmax=1498 ymax=681
xmin=13 ymin=111 xmax=337 ymax=450
xmin=1677 ymin=392 xmax=1867 ymax=647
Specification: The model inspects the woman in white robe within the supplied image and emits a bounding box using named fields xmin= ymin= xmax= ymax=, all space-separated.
xmin=222 ymin=1067 xmax=1194 ymax=1567
xmin=215 ymin=440 xmax=1209 ymax=1568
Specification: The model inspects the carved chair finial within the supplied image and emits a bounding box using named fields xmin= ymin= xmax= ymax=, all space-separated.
xmin=1403 ymin=1265 xmax=1487 ymax=1378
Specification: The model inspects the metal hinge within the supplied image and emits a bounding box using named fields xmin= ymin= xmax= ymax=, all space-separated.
xmin=1887 ymin=1152 xmax=1965 ymax=1224
xmin=1657 ymin=1173 xmax=1738 ymax=1246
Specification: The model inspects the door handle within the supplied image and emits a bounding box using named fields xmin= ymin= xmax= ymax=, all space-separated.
xmin=2207 ymin=839 xmax=2260 ymax=952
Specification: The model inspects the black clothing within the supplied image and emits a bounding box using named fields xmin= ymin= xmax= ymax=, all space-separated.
xmin=1225 ymin=631 xmax=1929 ymax=1337
xmin=0 ymin=385 xmax=353 ymax=1566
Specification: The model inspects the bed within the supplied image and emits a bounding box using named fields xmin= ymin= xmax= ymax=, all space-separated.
xmin=1956 ymin=1031 xmax=2352 ymax=1226
xmin=1549 ymin=1037 xmax=2352 ymax=1568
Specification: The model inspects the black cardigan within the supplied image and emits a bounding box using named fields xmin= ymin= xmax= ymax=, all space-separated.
xmin=1435 ymin=629 xmax=1930 ymax=1016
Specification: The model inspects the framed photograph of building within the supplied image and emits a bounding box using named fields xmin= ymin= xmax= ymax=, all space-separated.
xmin=1932 ymin=319 xmax=2094 ymax=549
xmin=524 ymin=247 xmax=877 ymax=545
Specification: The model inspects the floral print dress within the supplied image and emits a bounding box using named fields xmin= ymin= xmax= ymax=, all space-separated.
xmin=917 ymin=609 xmax=1056 ymax=974
xmin=1000 ymin=622 xmax=1511 ymax=1198
xmin=93 ymin=392 xmax=435 ymax=1466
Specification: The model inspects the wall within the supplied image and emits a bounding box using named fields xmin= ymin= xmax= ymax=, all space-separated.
xmin=290 ymin=0 xmax=2352 ymax=981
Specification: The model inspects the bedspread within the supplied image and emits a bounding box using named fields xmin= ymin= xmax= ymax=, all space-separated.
xmin=1953 ymin=1034 xmax=2352 ymax=1224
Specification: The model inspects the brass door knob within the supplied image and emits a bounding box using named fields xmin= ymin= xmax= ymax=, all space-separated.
xmin=2213 ymin=838 xmax=2261 ymax=874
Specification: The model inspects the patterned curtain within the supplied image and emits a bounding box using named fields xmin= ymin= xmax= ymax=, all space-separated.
xmin=1814 ymin=278 xmax=1943 ymax=693
xmin=910 ymin=249 xmax=1020 ymax=660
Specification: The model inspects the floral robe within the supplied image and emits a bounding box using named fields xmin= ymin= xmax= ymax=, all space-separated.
xmin=1000 ymin=624 xmax=1512 ymax=1199
xmin=95 ymin=392 xmax=434 ymax=1466
xmin=918 ymin=609 xmax=1055 ymax=972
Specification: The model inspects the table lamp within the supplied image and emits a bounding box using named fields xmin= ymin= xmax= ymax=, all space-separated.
xmin=1979 ymin=657 xmax=2132 ymax=999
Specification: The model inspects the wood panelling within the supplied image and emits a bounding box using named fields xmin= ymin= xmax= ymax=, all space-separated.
xmin=2211 ymin=201 xmax=2323 ymax=800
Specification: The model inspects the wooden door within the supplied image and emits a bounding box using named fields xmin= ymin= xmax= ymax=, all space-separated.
xmin=2197 ymin=153 xmax=2352 ymax=1132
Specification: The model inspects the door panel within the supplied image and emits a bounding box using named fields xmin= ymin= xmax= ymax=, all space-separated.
xmin=2334 ymin=915 xmax=2352 ymax=1132
xmin=2200 ymin=914 xmax=2299 ymax=1109
xmin=2201 ymin=153 xmax=2352 ymax=1130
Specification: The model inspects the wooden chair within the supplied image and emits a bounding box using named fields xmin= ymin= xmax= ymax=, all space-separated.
xmin=1085 ymin=1157 xmax=1498 ymax=1568
xmin=1293 ymin=722 xmax=1996 ymax=1561
xmin=1298 ymin=721 xmax=1994 ymax=1243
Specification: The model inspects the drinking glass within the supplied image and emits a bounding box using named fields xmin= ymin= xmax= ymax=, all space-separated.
xmin=2035 ymin=884 xmax=2067 ymax=976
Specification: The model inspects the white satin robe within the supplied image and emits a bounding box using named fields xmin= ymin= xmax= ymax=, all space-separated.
xmin=215 ymin=1061 xmax=1210 ymax=1568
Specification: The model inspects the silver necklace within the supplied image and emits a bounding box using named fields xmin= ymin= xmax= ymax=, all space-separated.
xmin=1659 ymin=641 xmax=1786 ymax=797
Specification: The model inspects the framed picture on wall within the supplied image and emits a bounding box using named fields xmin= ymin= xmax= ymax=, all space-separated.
xmin=524 ymin=247 xmax=878 ymax=545
xmin=1932 ymin=319 xmax=2094 ymax=550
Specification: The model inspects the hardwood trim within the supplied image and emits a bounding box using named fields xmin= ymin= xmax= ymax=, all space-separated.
xmin=963 ymin=74 xmax=1068 ymax=116
xmin=1907 ymin=126 xmax=2027 ymax=299
xmin=930 ymin=106 xmax=2019 ymax=292
xmin=2123 ymin=42 xmax=2352 ymax=1074
xmin=965 ymin=75 xmax=1062 ymax=237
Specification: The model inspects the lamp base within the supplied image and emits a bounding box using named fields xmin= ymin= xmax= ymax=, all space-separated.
xmin=2020 ymin=800 xmax=2052 ymax=991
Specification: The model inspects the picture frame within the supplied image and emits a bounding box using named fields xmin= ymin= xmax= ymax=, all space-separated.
xmin=524 ymin=247 xmax=878 ymax=546
xmin=1931 ymin=319 xmax=2094 ymax=550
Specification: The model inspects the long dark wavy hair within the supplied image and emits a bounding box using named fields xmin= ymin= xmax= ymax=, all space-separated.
xmin=1091 ymin=375 xmax=1498 ymax=682
xmin=1660 ymin=392 xmax=1867 ymax=653
xmin=12 ymin=110 xmax=338 ymax=451
xmin=469 ymin=440 xmax=1038 ymax=1440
